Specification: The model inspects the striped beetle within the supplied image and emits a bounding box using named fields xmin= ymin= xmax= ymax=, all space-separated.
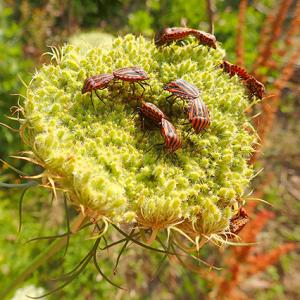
xmin=82 ymin=74 xmax=114 ymax=109
xmin=113 ymin=66 xmax=150 ymax=96
xmin=137 ymin=101 xmax=167 ymax=130
xmin=155 ymin=27 xmax=195 ymax=47
xmin=164 ymin=79 xmax=200 ymax=103
xmin=160 ymin=118 xmax=182 ymax=153
xmin=137 ymin=102 xmax=181 ymax=153
xmin=187 ymin=97 xmax=211 ymax=133
xmin=155 ymin=27 xmax=217 ymax=49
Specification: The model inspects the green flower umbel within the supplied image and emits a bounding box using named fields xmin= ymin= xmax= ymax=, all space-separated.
xmin=22 ymin=34 xmax=255 ymax=245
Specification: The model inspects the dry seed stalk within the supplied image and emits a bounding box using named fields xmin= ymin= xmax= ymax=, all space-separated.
xmin=236 ymin=0 xmax=248 ymax=68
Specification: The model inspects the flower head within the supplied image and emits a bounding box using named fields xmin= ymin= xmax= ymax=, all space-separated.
xmin=23 ymin=34 xmax=256 ymax=244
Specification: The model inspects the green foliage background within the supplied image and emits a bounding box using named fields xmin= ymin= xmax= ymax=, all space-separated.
xmin=0 ymin=7 xmax=31 ymax=157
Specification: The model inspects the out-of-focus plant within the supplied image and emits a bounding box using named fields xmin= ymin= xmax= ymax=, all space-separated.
xmin=17 ymin=0 xmax=69 ymax=57
xmin=208 ymin=201 xmax=296 ymax=300
xmin=214 ymin=4 xmax=265 ymax=66
xmin=0 ymin=192 xmax=119 ymax=300
xmin=203 ymin=1 xmax=300 ymax=298
xmin=69 ymin=31 xmax=115 ymax=50
xmin=249 ymin=0 xmax=300 ymax=163
xmin=0 ymin=6 xmax=32 ymax=158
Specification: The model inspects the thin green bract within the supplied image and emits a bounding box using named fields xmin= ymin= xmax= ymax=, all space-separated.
xmin=23 ymin=34 xmax=255 ymax=239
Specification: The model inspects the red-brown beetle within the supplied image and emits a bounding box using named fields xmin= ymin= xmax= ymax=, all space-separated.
xmin=82 ymin=74 xmax=114 ymax=109
xmin=137 ymin=102 xmax=181 ymax=153
xmin=137 ymin=102 xmax=167 ymax=130
xmin=220 ymin=60 xmax=251 ymax=81
xmin=160 ymin=118 xmax=182 ymax=153
xmin=220 ymin=60 xmax=265 ymax=99
xmin=229 ymin=207 xmax=249 ymax=236
xmin=113 ymin=66 xmax=150 ymax=95
xmin=187 ymin=97 xmax=211 ymax=133
xmin=137 ymin=102 xmax=168 ymax=130
xmin=191 ymin=30 xmax=217 ymax=49
xmin=245 ymin=76 xmax=265 ymax=99
xmin=155 ymin=27 xmax=195 ymax=47
xmin=164 ymin=79 xmax=200 ymax=103
xmin=155 ymin=27 xmax=217 ymax=49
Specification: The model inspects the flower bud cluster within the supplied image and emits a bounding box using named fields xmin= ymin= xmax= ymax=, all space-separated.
xmin=24 ymin=34 xmax=256 ymax=236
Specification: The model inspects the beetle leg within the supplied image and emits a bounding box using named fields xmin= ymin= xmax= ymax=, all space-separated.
xmin=166 ymin=95 xmax=175 ymax=106
xmin=200 ymin=128 xmax=208 ymax=137
xmin=129 ymin=83 xmax=136 ymax=98
xmin=166 ymin=95 xmax=177 ymax=113
xmin=131 ymin=108 xmax=139 ymax=119
xmin=139 ymin=81 xmax=152 ymax=95
xmin=95 ymin=90 xmax=106 ymax=105
xmin=182 ymin=121 xmax=191 ymax=125
xmin=145 ymin=142 xmax=164 ymax=154
xmin=136 ymin=82 xmax=145 ymax=97
xmin=90 ymin=93 xmax=96 ymax=111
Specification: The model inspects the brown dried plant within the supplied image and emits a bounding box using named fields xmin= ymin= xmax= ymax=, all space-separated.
xmin=249 ymin=0 xmax=300 ymax=163
xmin=206 ymin=2 xmax=300 ymax=297
xmin=253 ymin=0 xmax=293 ymax=75
xmin=251 ymin=41 xmax=300 ymax=163
xmin=208 ymin=204 xmax=296 ymax=300
xmin=236 ymin=0 xmax=248 ymax=67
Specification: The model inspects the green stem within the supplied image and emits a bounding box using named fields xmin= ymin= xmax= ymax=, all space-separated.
xmin=0 ymin=181 xmax=38 ymax=189
xmin=0 ymin=213 xmax=86 ymax=300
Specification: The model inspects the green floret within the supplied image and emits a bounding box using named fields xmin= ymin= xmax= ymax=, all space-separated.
xmin=23 ymin=34 xmax=256 ymax=238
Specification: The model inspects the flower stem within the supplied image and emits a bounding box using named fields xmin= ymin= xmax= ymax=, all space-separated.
xmin=0 ymin=213 xmax=86 ymax=300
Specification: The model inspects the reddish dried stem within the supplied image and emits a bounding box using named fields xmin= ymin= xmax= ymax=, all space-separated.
xmin=267 ymin=0 xmax=300 ymax=71
xmin=277 ymin=0 xmax=300 ymax=57
xmin=253 ymin=0 xmax=293 ymax=78
xmin=236 ymin=0 xmax=248 ymax=68
xmin=233 ymin=210 xmax=275 ymax=260
xmin=246 ymin=243 xmax=297 ymax=275
xmin=251 ymin=42 xmax=300 ymax=163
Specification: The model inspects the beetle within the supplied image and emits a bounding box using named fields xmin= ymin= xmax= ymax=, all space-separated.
xmin=155 ymin=27 xmax=195 ymax=47
xmin=220 ymin=60 xmax=251 ymax=81
xmin=187 ymin=97 xmax=211 ymax=133
xmin=160 ymin=118 xmax=182 ymax=153
xmin=113 ymin=66 xmax=150 ymax=96
xmin=245 ymin=76 xmax=265 ymax=99
xmin=220 ymin=60 xmax=265 ymax=99
xmin=229 ymin=207 xmax=249 ymax=236
xmin=137 ymin=102 xmax=167 ymax=130
xmin=164 ymin=79 xmax=200 ymax=104
xmin=155 ymin=27 xmax=217 ymax=49
xmin=82 ymin=74 xmax=114 ymax=109
xmin=191 ymin=30 xmax=217 ymax=49
xmin=136 ymin=103 xmax=181 ymax=153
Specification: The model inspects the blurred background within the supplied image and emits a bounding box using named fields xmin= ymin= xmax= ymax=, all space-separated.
xmin=0 ymin=0 xmax=299 ymax=299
